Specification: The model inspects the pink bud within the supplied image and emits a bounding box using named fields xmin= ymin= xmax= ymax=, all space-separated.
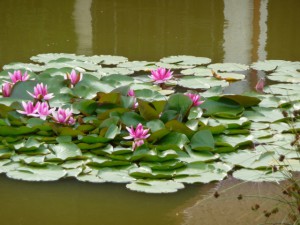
xmin=185 ymin=93 xmax=204 ymax=106
xmin=255 ymin=78 xmax=265 ymax=93
xmin=2 ymin=82 xmax=13 ymax=97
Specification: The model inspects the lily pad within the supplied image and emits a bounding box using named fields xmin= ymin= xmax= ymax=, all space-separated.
xmin=7 ymin=165 xmax=66 ymax=181
xmin=160 ymin=55 xmax=211 ymax=66
xmin=117 ymin=61 xmax=157 ymax=71
xmin=233 ymin=168 xmax=290 ymax=182
xmin=126 ymin=179 xmax=185 ymax=193
xmin=208 ymin=63 xmax=249 ymax=72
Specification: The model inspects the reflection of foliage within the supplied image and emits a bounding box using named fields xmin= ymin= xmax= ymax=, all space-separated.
xmin=0 ymin=54 xmax=299 ymax=194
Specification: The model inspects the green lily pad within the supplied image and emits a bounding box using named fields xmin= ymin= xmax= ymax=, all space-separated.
xmin=177 ymin=76 xmax=210 ymax=89
xmin=233 ymin=168 xmax=290 ymax=182
xmin=215 ymin=72 xmax=246 ymax=81
xmin=208 ymin=63 xmax=249 ymax=72
xmin=160 ymin=55 xmax=211 ymax=66
xmin=190 ymin=130 xmax=214 ymax=151
xmin=3 ymin=63 xmax=44 ymax=72
xmin=117 ymin=61 xmax=157 ymax=71
xmin=50 ymin=143 xmax=82 ymax=160
xmin=126 ymin=179 xmax=185 ymax=193
xmin=97 ymin=67 xmax=133 ymax=76
xmin=201 ymin=97 xmax=244 ymax=119
xmin=98 ymin=165 xmax=137 ymax=183
xmin=180 ymin=68 xmax=212 ymax=76
xmin=251 ymin=60 xmax=298 ymax=72
xmin=7 ymin=165 xmax=66 ymax=181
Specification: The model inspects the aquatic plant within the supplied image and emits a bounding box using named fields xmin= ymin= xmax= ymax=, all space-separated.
xmin=0 ymin=54 xmax=299 ymax=194
xmin=17 ymin=101 xmax=40 ymax=117
xmin=149 ymin=67 xmax=173 ymax=84
xmin=2 ymin=82 xmax=12 ymax=97
xmin=52 ymin=107 xmax=75 ymax=125
xmin=9 ymin=70 xmax=29 ymax=83
xmin=185 ymin=93 xmax=204 ymax=106
xmin=27 ymin=83 xmax=54 ymax=100
xmin=65 ymin=69 xmax=82 ymax=88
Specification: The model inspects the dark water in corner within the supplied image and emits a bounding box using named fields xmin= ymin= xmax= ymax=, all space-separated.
xmin=0 ymin=1 xmax=299 ymax=225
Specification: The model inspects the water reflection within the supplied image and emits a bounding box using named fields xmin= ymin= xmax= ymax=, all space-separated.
xmin=223 ymin=0 xmax=254 ymax=64
xmin=73 ymin=0 xmax=93 ymax=55
xmin=0 ymin=0 xmax=298 ymax=66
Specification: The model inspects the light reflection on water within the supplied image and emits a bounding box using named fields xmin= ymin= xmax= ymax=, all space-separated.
xmin=0 ymin=0 xmax=299 ymax=224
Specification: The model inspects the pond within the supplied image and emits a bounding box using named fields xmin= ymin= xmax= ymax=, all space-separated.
xmin=0 ymin=0 xmax=299 ymax=225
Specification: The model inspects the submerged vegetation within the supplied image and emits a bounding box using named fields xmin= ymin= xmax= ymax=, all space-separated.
xmin=0 ymin=54 xmax=299 ymax=194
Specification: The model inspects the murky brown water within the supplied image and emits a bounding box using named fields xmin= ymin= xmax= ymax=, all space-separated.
xmin=0 ymin=0 xmax=299 ymax=225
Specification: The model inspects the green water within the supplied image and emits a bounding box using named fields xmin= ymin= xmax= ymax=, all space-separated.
xmin=0 ymin=0 xmax=299 ymax=225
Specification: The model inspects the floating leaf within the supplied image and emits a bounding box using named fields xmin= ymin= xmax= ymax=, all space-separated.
xmin=251 ymin=60 xmax=298 ymax=72
xmin=201 ymin=97 xmax=244 ymax=118
xmin=177 ymin=76 xmax=210 ymax=89
xmin=117 ymin=61 xmax=156 ymax=71
xmin=208 ymin=63 xmax=249 ymax=72
xmin=180 ymin=68 xmax=212 ymax=76
xmin=50 ymin=143 xmax=82 ymax=160
xmin=190 ymin=130 xmax=214 ymax=151
xmin=233 ymin=168 xmax=290 ymax=182
xmin=7 ymin=165 xmax=66 ymax=181
xmin=98 ymin=165 xmax=137 ymax=183
xmin=214 ymin=72 xmax=245 ymax=81
xmin=126 ymin=179 xmax=185 ymax=193
xmin=160 ymin=55 xmax=211 ymax=66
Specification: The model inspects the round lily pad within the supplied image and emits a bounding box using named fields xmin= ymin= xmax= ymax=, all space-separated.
xmin=208 ymin=63 xmax=249 ymax=72
xmin=160 ymin=55 xmax=211 ymax=66
xmin=126 ymin=179 xmax=185 ymax=193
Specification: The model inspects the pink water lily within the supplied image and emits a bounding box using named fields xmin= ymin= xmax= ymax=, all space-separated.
xmin=127 ymin=89 xmax=135 ymax=97
xmin=124 ymin=123 xmax=150 ymax=150
xmin=17 ymin=101 xmax=40 ymax=117
xmin=185 ymin=93 xmax=204 ymax=106
xmin=124 ymin=123 xmax=150 ymax=141
xmin=255 ymin=78 xmax=265 ymax=93
xmin=65 ymin=69 xmax=82 ymax=87
xmin=9 ymin=70 xmax=29 ymax=83
xmin=27 ymin=83 xmax=54 ymax=101
xmin=132 ymin=139 xmax=145 ymax=150
xmin=149 ymin=67 xmax=173 ymax=84
xmin=37 ymin=102 xmax=54 ymax=120
xmin=52 ymin=108 xmax=75 ymax=125
xmin=2 ymin=82 xmax=13 ymax=97
xmin=127 ymin=89 xmax=138 ymax=109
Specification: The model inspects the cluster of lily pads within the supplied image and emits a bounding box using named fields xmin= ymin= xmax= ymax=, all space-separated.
xmin=0 ymin=54 xmax=299 ymax=193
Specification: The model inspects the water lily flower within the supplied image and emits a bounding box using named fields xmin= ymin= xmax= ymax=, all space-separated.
xmin=52 ymin=108 xmax=75 ymax=125
xmin=17 ymin=101 xmax=40 ymax=117
xmin=127 ymin=89 xmax=138 ymax=109
xmin=127 ymin=89 xmax=135 ymax=97
xmin=185 ymin=93 xmax=204 ymax=106
xmin=132 ymin=139 xmax=145 ymax=150
xmin=124 ymin=123 xmax=150 ymax=141
xmin=255 ymin=78 xmax=265 ymax=93
xmin=149 ymin=67 xmax=173 ymax=84
xmin=37 ymin=102 xmax=54 ymax=120
xmin=65 ymin=69 xmax=82 ymax=87
xmin=27 ymin=83 xmax=54 ymax=101
xmin=2 ymin=82 xmax=13 ymax=97
xmin=9 ymin=70 xmax=29 ymax=83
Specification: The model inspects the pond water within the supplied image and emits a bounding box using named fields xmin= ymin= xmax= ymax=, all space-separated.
xmin=0 ymin=0 xmax=299 ymax=225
